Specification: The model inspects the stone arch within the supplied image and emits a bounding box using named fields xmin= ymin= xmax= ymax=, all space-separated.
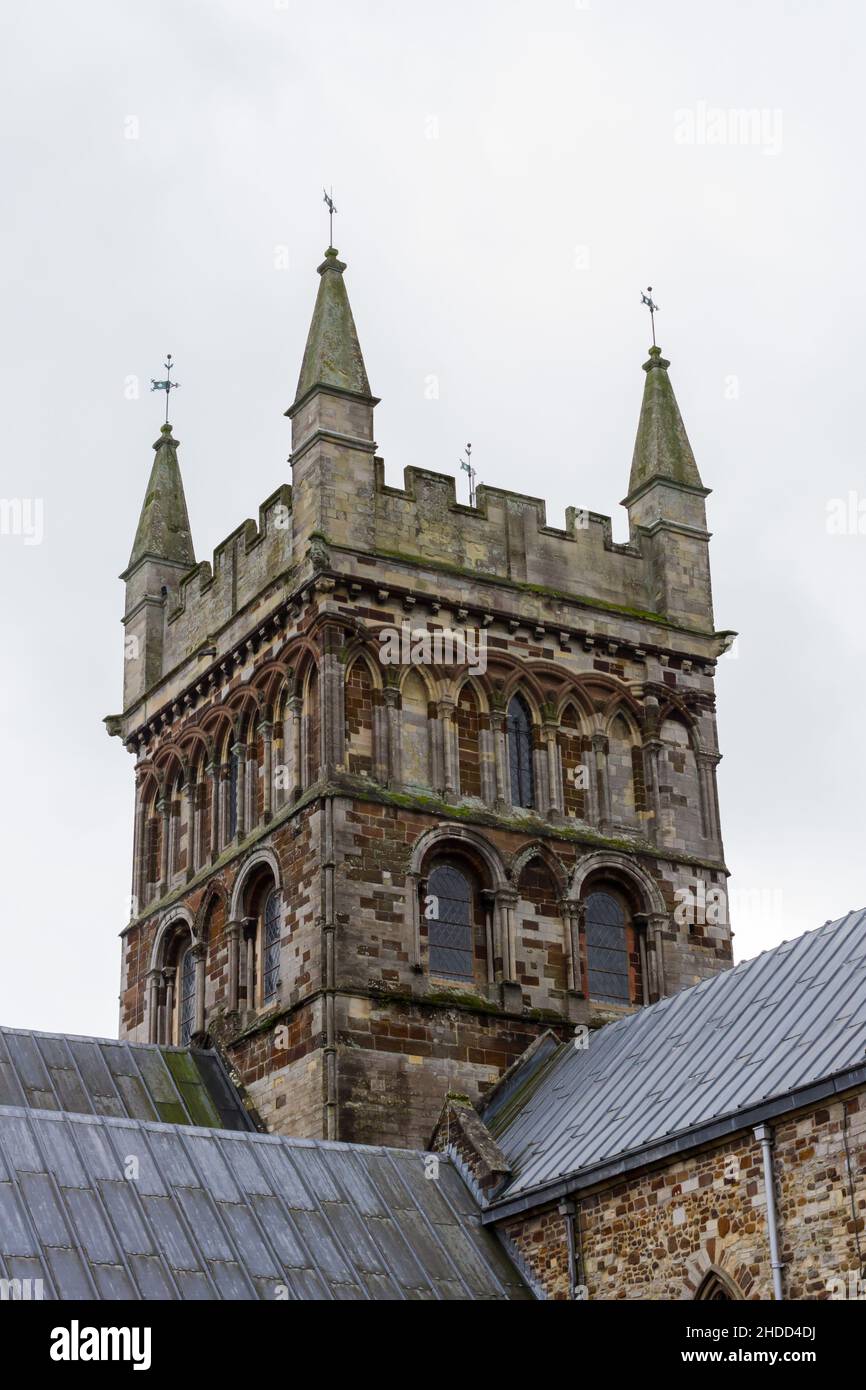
xmin=223 ymin=686 xmax=263 ymax=741
xmin=510 ymin=841 xmax=568 ymax=896
xmin=556 ymin=689 xmax=594 ymax=730
xmin=497 ymin=677 xmax=544 ymax=725
xmin=149 ymin=905 xmax=197 ymax=972
xmin=194 ymin=880 xmax=228 ymax=940
xmin=682 ymin=1245 xmax=750 ymax=1300
xmin=569 ymin=851 xmax=666 ymax=916
xmin=408 ymin=824 xmax=509 ymax=890
xmin=229 ymin=846 xmax=283 ymax=923
xmin=453 ymin=673 xmax=491 ymax=714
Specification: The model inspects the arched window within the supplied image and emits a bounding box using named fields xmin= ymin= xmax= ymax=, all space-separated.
xmin=507 ymin=696 xmax=535 ymax=808
xmin=585 ymin=890 xmax=630 ymax=1004
xmin=263 ymin=890 xmax=281 ymax=1004
xmin=427 ymin=863 xmax=474 ymax=981
xmin=178 ymin=947 xmax=196 ymax=1046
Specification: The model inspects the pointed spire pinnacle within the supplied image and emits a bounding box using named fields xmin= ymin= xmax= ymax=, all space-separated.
xmin=126 ymin=423 xmax=195 ymax=573
xmin=290 ymin=248 xmax=373 ymax=413
xmin=626 ymin=346 xmax=705 ymax=500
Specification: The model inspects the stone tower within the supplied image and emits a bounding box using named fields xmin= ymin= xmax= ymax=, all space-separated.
xmin=107 ymin=244 xmax=734 ymax=1149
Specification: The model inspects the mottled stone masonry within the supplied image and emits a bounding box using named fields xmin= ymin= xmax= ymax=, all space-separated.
xmin=497 ymin=1091 xmax=866 ymax=1300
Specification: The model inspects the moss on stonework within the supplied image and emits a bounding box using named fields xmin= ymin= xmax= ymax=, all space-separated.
xmin=424 ymin=989 xmax=500 ymax=1014
xmin=368 ymin=547 xmax=669 ymax=628
xmin=162 ymin=1050 xmax=221 ymax=1127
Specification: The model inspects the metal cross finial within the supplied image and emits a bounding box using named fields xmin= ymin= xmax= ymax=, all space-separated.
xmin=323 ymin=187 xmax=338 ymax=248
xmin=151 ymin=354 xmax=180 ymax=425
xmin=641 ymin=287 xmax=659 ymax=348
xmin=459 ymin=443 xmax=476 ymax=508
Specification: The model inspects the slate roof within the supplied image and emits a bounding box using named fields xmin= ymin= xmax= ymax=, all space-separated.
xmin=486 ymin=908 xmax=866 ymax=1207
xmin=0 ymin=1028 xmax=252 ymax=1132
xmin=0 ymin=1109 xmax=530 ymax=1300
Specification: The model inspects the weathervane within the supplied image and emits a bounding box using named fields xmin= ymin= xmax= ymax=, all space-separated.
xmin=323 ymin=187 xmax=338 ymax=247
xmin=641 ymin=287 xmax=659 ymax=348
xmin=151 ymin=354 xmax=180 ymax=424
xmin=459 ymin=443 xmax=476 ymax=508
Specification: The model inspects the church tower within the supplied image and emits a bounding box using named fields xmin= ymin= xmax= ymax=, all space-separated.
xmin=107 ymin=244 xmax=733 ymax=1148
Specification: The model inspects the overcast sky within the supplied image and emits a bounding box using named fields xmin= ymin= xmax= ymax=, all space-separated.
xmin=1 ymin=0 xmax=863 ymax=1038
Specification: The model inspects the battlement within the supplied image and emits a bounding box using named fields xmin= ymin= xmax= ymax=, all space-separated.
xmin=371 ymin=461 xmax=649 ymax=612
xmin=167 ymin=483 xmax=293 ymax=643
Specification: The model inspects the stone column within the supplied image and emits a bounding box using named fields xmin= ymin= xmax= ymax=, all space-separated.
xmin=372 ymin=690 xmax=389 ymax=785
xmin=582 ymin=739 xmax=598 ymax=823
xmin=543 ymin=718 xmax=562 ymax=818
xmin=244 ymin=741 xmax=256 ymax=833
xmin=479 ymin=719 xmax=497 ymax=806
xmin=261 ymin=720 xmax=274 ymax=823
xmin=146 ymin=968 xmax=162 ymax=1044
xmin=496 ymin=889 xmax=521 ymax=1011
xmin=592 ymin=734 xmax=611 ymax=831
xmin=182 ymin=779 xmax=196 ymax=880
xmin=697 ymin=751 xmax=723 ymax=849
xmin=439 ymin=698 xmax=457 ymax=798
xmin=405 ymin=873 xmax=422 ymax=972
xmin=158 ymin=798 xmax=170 ymax=897
xmin=226 ymin=921 xmax=241 ymax=1013
xmin=384 ymin=686 xmax=401 ymax=787
xmin=642 ymin=739 xmax=663 ymax=844
xmin=561 ymin=899 xmax=584 ymax=997
xmin=490 ymin=710 xmax=508 ymax=809
xmin=289 ymin=695 xmax=303 ymax=799
xmin=481 ymin=890 xmax=496 ymax=988
xmin=232 ymin=740 xmax=246 ymax=841
xmin=207 ymin=761 xmax=220 ymax=862
xmin=647 ymin=912 xmax=669 ymax=1001
xmin=243 ymin=917 xmax=257 ymax=1012
xmin=320 ymin=627 xmax=347 ymax=772
xmin=161 ymin=967 xmax=176 ymax=1045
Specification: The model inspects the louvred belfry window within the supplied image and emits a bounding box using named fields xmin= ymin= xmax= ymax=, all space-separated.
xmin=427 ymin=864 xmax=474 ymax=981
xmin=507 ymin=696 xmax=535 ymax=808
xmin=585 ymin=891 xmax=630 ymax=1004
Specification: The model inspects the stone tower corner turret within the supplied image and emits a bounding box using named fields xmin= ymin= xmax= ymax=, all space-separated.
xmin=286 ymin=247 xmax=380 ymax=561
xmin=623 ymin=346 xmax=714 ymax=633
xmin=120 ymin=422 xmax=196 ymax=712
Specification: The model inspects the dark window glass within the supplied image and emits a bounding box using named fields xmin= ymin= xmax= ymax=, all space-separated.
xmin=427 ymin=864 xmax=474 ymax=981
xmin=507 ymin=696 xmax=535 ymax=808
xmin=228 ymin=749 xmax=238 ymax=838
xmin=263 ymin=890 xmax=281 ymax=1003
xmin=179 ymin=948 xmax=196 ymax=1045
xmin=585 ymin=891 xmax=630 ymax=1004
